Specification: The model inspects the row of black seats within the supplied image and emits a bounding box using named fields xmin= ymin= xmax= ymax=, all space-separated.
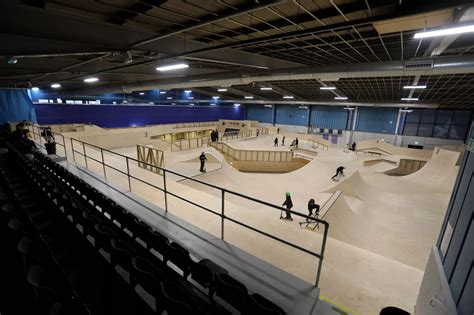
xmin=1 ymin=149 xmax=100 ymax=314
xmin=9 ymin=139 xmax=286 ymax=315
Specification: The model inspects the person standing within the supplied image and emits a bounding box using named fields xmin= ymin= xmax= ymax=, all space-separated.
xmin=295 ymin=137 xmax=299 ymax=149
xmin=282 ymin=136 xmax=285 ymax=146
xmin=331 ymin=166 xmax=346 ymax=180
xmin=274 ymin=137 xmax=278 ymax=147
xmin=277 ymin=128 xmax=280 ymax=134
xmin=281 ymin=192 xmax=293 ymax=220
xmin=256 ymin=129 xmax=259 ymax=137
xmin=199 ymin=152 xmax=207 ymax=172
xmin=351 ymin=142 xmax=356 ymax=151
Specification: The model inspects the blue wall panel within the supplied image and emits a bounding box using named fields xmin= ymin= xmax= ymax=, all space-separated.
xmin=310 ymin=106 xmax=347 ymax=129
xmin=275 ymin=106 xmax=307 ymax=126
xmin=246 ymin=105 xmax=273 ymax=123
xmin=356 ymin=107 xmax=398 ymax=134
xmin=0 ymin=89 xmax=37 ymax=124
xmin=34 ymin=104 xmax=244 ymax=128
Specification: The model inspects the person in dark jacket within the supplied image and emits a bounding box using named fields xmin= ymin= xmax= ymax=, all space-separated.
xmin=281 ymin=192 xmax=293 ymax=220
xmin=307 ymin=199 xmax=320 ymax=222
xmin=332 ymin=166 xmax=346 ymax=180
xmin=274 ymin=137 xmax=278 ymax=147
xmin=199 ymin=152 xmax=207 ymax=172
xmin=282 ymin=136 xmax=285 ymax=146
xmin=351 ymin=142 xmax=356 ymax=151
xmin=295 ymin=137 xmax=299 ymax=148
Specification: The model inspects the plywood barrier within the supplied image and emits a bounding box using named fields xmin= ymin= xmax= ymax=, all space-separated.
xmin=356 ymin=139 xmax=433 ymax=159
xmin=136 ymin=144 xmax=164 ymax=175
xmin=384 ymin=158 xmax=428 ymax=176
xmin=307 ymin=137 xmax=330 ymax=150
xmin=171 ymin=137 xmax=210 ymax=152
xmin=210 ymin=142 xmax=294 ymax=162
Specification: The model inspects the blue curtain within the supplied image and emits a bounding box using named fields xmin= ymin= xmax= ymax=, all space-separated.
xmin=0 ymin=89 xmax=37 ymax=124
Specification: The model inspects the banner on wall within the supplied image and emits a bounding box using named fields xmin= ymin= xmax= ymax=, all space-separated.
xmin=0 ymin=89 xmax=37 ymax=125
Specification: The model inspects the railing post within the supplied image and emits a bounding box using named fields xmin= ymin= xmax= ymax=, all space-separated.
xmin=126 ymin=157 xmax=131 ymax=191
xmin=82 ymin=142 xmax=88 ymax=169
xmin=163 ymin=170 xmax=168 ymax=212
xmin=101 ymin=148 xmax=107 ymax=181
xmin=70 ymin=138 xmax=76 ymax=164
xmin=221 ymin=190 xmax=225 ymax=240
xmin=315 ymin=224 xmax=329 ymax=286
xmin=62 ymin=135 xmax=68 ymax=161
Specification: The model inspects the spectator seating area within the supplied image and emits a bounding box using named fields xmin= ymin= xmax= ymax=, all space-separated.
xmin=0 ymin=137 xmax=286 ymax=315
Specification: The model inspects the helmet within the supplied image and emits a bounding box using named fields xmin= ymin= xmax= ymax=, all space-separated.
xmin=285 ymin=192 xmax=291 ymax=197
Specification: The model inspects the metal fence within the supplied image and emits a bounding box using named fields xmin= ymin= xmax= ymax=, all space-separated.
xmin=28 ymin=124 xmax=68 ymax=160
xmin=68 ymin=137 xmax=329 ymax=286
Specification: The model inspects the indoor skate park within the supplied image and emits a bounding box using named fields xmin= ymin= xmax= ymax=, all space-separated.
xmin=0 ymin=1 xmax=473 ymax=315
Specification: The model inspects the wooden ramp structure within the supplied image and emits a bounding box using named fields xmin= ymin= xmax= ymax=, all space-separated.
xmin=136 ymin=144 xmax=164 ymax=175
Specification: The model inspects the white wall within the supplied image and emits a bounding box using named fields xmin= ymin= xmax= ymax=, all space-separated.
xmin=401 ymin=136 xmax=464 ymax=150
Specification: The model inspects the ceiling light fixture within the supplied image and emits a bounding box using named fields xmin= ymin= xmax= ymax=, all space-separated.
xmin=299 ymin=106 xmax=308 ymax=109
xmin=160 ymin=91 xmax=166 ymax=94
xmin=403 ymin=85 xmax=427 ymax=89
xmin=283 ymin=96 xmax=294 ymax=99
xmin=139 ymin=92 xmax=145 ymax=95
xmin=399 ymin=109 xmax=414 ymax=113
xmin=414 ymin=24 xmax=474 ymax=39
xmin=188 ymin=97 xmax=194 ymax=99
xmin=320 ymin=86 xmax=336 ymax=90
xmin=212 ymin=96 xmax=220 ymax=99
xmin=344 ymin=107 xmax=355 ymax=110
xmin=401 ymin=97 xmax=419 ymax=101
xmin=184 ymin=90 xmax=192 ymax=93
xmin=210 ymin=103 xmax=217 ymax=106
xmin=334 ymin=96 xmax=347 ymax=100
xmin=31 ymin=87 xmax=39 ymax=92
xmin=84 ymin=77 xmax=99 ymax=83
xmin=264 ymin=104 xmax=273 ymax=107
xmin=51 ymin=83 xmax=61 ymax=89
xmin=244 ymin=96 xmax=254 ymax=99
xmin=190 ymin=103 xmax=195 ymax=106
xmin=234 ymin=103 xmax=241 ymax=107
xmin=7 ymin=56 xmax=18 ymax=64
xmin=217 ymin=88 xmax=227 ymax=92
xmin=167 ymin=97 xmax=172 ymax=100
xmin=156 ymin=63 xmax=189 ymax=72
xmin=260 ymin=87 xmax=272 ymax=90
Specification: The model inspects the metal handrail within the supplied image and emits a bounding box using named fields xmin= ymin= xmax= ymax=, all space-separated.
xmin=28 ymin=124 xmax=68 ymax=160
xmin=67 ymin=136 xmax=329 ymax=286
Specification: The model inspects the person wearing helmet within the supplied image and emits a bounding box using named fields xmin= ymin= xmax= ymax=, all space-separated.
xmin=332 ymin=166 xmax=346 ymax=180
xmin=281 ymin=192 xmax=293 ymax=220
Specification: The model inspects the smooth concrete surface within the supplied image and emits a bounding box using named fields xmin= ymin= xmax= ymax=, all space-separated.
xmin=50 ymin=130 xmax=460 ymax=315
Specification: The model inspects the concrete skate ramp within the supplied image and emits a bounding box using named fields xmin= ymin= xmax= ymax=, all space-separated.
xmin=323 ymin=171 xmax=373 ymax=201
xmin=357 ymin=140 xmax=433 ymax=159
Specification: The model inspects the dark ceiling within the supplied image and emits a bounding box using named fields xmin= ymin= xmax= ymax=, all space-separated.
xmin=1 ymin=0 xmax=474 ymax=108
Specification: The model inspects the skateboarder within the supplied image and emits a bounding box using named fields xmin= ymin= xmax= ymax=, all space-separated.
xmin=281 ymin=192 xmax=294 ymax=221
xmin=256 ymin=129 xmax=259 ymax=137
xmin=274 ymin=137 xmax=278 ymax=147
xmin=282 ymin=136 xmax=285 ymax=146
xmin=331 ymin=166 xmax=346 ymax=180
xmin=199 ymin=152 xmax=207 ymax=172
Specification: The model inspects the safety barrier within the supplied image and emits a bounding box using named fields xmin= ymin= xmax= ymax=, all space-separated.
xmin=173 ymin=121 xmax=218 ymax=129
xmin=27 ymin=124 xmax=68 ymax=159
xmin=308 ymin=137 xmax=330 ymax=151
xmin=210 ymin=142 xmax=294 ymax=162
xmin=62 ymin=137 xmax=329 ymax=286
xmin=171 ymin=137 xmax=210 ymax=152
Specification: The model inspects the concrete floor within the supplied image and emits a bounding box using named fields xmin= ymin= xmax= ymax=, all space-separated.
xmin=64 ymin=134 xmax=459 ymax=315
